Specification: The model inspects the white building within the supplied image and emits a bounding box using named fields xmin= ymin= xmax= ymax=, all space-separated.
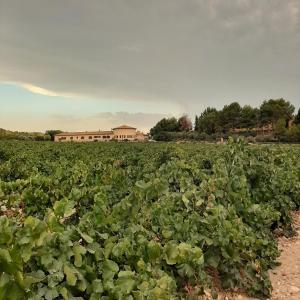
xmin=54 ymin=125 xmax=148 ymax=142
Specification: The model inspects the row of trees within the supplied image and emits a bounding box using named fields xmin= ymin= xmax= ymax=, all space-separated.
xmin=150 ymin=99 xmax=300 ymax=142
xmin=194 ymin=99 xmax=296 ymax=134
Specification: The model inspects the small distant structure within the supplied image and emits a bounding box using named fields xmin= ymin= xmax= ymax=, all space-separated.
xmin=54 ymin=125 xmax=148 ymax=142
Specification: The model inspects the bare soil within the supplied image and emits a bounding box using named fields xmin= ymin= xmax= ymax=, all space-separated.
xmin=268 ymin=211 xmax=300 ymax=300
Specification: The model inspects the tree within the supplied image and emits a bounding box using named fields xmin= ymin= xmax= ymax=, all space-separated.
xmin=150 ymin=117 xmax=179 ymax=138
xmin=294 ymin=108 xmax=300 ymax=125
xmin=260 ymin=99 xmax=295 ymax=129
xmin=178 ymin=115 xmax=192 ymax=132
xmin=45 ymin=130 xmax=62 ymax=141
xmin=219 ymin=102 xmax=241 ymax=131
xmin=274 ymin=119 xmax=287 ymax=138
xmin=240 ymin=106 xmax=260 ymax=129
xmin=287 ymin=124 xmax=300 ymax=142
xmin=196 ymin=107 xmax=220 ymax=134
xmin=194 ymin=116 xmax=199 ymax=131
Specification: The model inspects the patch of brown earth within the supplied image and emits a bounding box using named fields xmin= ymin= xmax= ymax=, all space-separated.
xmin=268 ymin=211 xmax=300 ymax=300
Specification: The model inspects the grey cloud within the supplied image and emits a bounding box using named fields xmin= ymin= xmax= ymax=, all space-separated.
xmin=0 ymin=0 xmax=299 ymax=114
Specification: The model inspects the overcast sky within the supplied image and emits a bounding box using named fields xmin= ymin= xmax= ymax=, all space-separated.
xmin=0 ymin=0 xmax=299 ymax=132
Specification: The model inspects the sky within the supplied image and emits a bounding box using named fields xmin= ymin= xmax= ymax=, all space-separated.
xmin=0 ymin=0 xmax=299 ymax=132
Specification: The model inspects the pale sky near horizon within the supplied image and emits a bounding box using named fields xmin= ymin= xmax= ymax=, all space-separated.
xmin=1 ymin=0 xmax=299 ymax=132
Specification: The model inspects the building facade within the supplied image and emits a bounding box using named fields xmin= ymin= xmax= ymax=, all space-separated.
xmin=54 ymin=125 xmax=148 ymax=142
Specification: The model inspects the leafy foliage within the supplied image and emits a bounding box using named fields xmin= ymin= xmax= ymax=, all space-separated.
xmin=152 ymin=99 xmax=300 ymax=142
xmin=0 ymin=140 xmax=299 ymax=299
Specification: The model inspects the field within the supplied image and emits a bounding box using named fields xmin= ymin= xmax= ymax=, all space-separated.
xmin=0 ymin=140 xmax=300 ymax=300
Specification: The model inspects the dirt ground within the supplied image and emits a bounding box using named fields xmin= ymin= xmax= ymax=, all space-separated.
xmin=268 ymin=211 xmax=300 ymax=300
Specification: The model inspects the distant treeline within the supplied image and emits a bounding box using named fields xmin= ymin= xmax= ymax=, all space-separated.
xmin=0 ymin=129 xmax=62 ymax=141
xmin=150 ymin=99 xmax=300 ymax=142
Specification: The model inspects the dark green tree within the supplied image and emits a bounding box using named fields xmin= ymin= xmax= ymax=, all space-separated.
xmin=274 ymin=119 xmax=287 ymax=138
xmin=45 ymin=130 xmax=63 ymax=141
xmin=294 ymin=108 xmax=300 ymax=125
xmin=260 ymin=99 xmax=295 ymax=129
xmin=194 ymin=115 xmax=199 ymax=131
xmin=150 ymin=117 xmax=179 ymax=138
xmin=219 ymin=102 xmax=241 ymax=131
xmin=240 ymin=106 xmax=260 ymax=129
xmin=196 ymin=107 xmax=220 ymax=134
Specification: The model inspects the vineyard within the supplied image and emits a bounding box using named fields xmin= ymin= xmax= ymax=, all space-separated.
xmin=0 ymin=140 xmax=300 ymax=300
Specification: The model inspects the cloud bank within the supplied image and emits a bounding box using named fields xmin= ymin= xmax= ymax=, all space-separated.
xmin=1 ymin=0 xmax=299 ymax=115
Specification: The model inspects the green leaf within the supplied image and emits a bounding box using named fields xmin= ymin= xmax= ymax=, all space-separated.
xmin=63 ymin=265 xmax=77 ymax=286
xmin=164 ymin=242 xmax=179 ymax=265
xmin=92 ymin=279 xmax=103 ymax=293
xmin=177 ymin=243 xmax=192 ymax=262
xmin=24 ymin=270 xmax=45 ymax=288
xmin=53 ymin=199 xmax=76 ymax=218
xmin=44 ymin=288 xmax=59 ymax=300
xmin=21 ymin=246 xmax=32 ymax=263
xmin=73 ymin=244 xmax=86 ymax=267
xmin=47 ymin=271 xmax=64 ymax=288
xmin=195 ymin=199 xmax=204 ymax=207
xmin=60 ymin=287 xmax=68 ymax=300
xmin=205 ymin=250 xmax=220 ymax=268
xmin=98 ymin=233 xmax=109 ymax=240
xmin=0 ymin=217 xmax=13 ymax=245
xmin=157 ymin=275 xmax=176 ymax=290
xmin=1 ymin=281 xmax=25 ymax=300
xmin=0 ymin=272 xmax=10 ymax=288
xmin=177 ymin=263 xmax=195 ymax=278
xmin=147 ymin=240 xmax=162 ymax=261
xmin=102 ymin=260 xmax=119 ymax=281
xmin=182 ymin=195 xmax=189 ymax=208
xmin=79 ymin=232 xmax=93 ymax=244
xmin=162 ymin=230 xmax=173 ymax=239
xmin=118 ymin=271 xmax=135 ymax=278
xmin=18 ymin=237 xmax=30 ymax=245
xmin=115 ymin=277 xmax=136 ymax=295
xmin=0 ymin=249 xmax=12 ymax=263
xmin=135 ymin=181 xmax=149 ymax=189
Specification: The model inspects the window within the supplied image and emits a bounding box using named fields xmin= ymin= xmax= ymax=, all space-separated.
xmin=81 ymin=136 xmax=84 ymax=140
xmin=70 ymin=137 xmax=73 ymax=140
xmin=89 ymin=136 xmax=92 ymax=139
